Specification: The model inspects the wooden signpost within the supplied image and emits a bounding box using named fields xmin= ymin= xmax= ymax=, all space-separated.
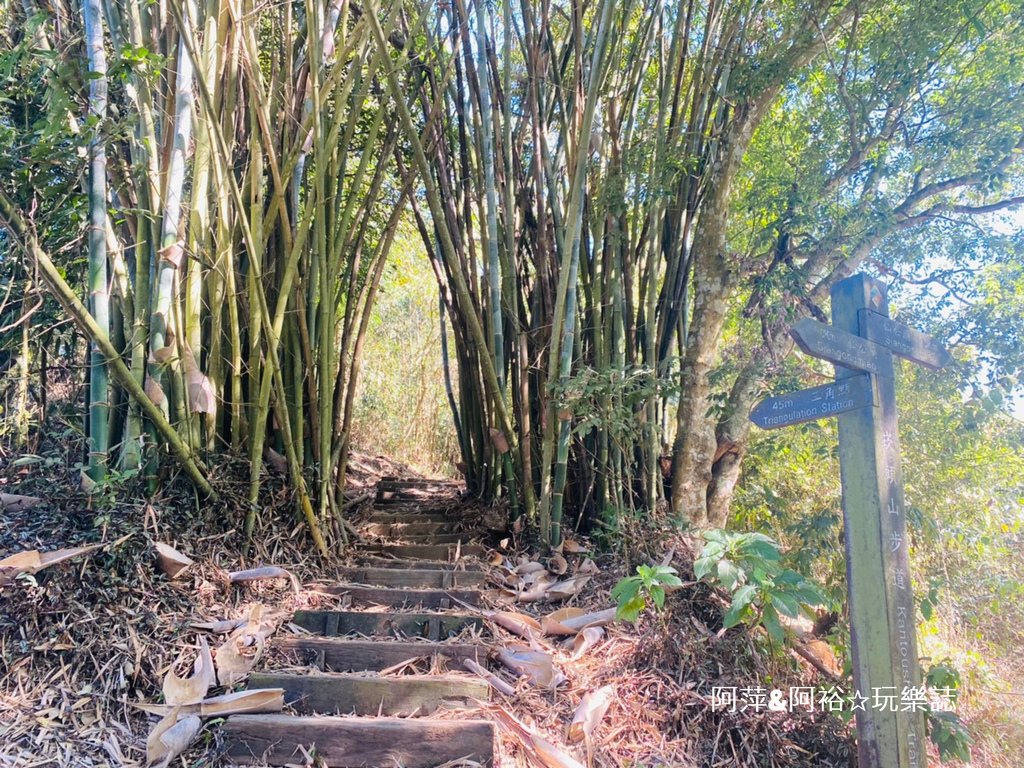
xmin=751 ymin=274 xmax=948 ymax=768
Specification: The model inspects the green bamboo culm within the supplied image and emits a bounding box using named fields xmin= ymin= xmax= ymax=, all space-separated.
xmin=82 ymin=0 xmax=110 ymax=485
xmin=545 ymin=0 xmax=616 ymax=547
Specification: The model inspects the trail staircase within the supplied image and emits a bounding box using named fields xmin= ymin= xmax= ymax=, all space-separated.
xmin=223 ymin=478 xmax=497 ymax=767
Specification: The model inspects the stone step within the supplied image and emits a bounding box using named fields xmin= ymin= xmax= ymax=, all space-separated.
xmin=247 ymin=671 xmax=487 ymax=716
xmin=223 ymin=714 xmax=494 ymax=767
xmin=321 ymin=584 xmax=484 ymax=609
xmin=275 ymin=636 xmax=487 ymax=672
xmin=293 ymin=609 xmax=482 ymax=640
xmin=335 ymin=566 xmax=486 ymax=589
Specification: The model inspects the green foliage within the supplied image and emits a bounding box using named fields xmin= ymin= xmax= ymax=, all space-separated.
xmin=611 ymin=564 xmax=682 ymax=623
xmin=926 ymin=661 xmax=972 ymax=763
xmin=694 ymin=529 xmax=824 ymax=643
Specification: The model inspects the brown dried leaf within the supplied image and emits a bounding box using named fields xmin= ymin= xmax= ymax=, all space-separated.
xmin=163 ymin=637 xmax=214 ymax=706
xmin=154 ymin=542 xmax=193 ymax=579
xmin=157 ymin=239 xmax=184 ymax=268
xmin=496 ymin=647 xmax=563 ymax=689
xmin=488 ymin=427 xmax=510 ymax=454
xmin=228 ymin=566 xmax=301 ymax=595
xmin=568 ymin=685 xmax=615 ymax=743
xmin=544 ymin=575 xmax=591 ymax=601
xmin=540 ymin=607 xmax=585 ymax=637
xmin=562 ymin=540 xmax=589 ymax=554
xmin=189 ymin=618 xmax=248 ymax=634
xmin=135 ymin=688 xmax=285 ymax=718
xmin=577 ymin=558 xmax=600 ymax=575
xmin=571 ymin=626 xmax=605 ymax=660
xmin=186 ymin=370 xmax=216 ymax=414
xmin=487 ymin=705 xmax=584 ymax=768
xmin=488 ymin=611 xmax=543 ymax=639
xmin=146 ymin=707 xmax=202 ymax=767
xmin=144 ymin=377 xmax=166 ymax=407
xmin=515 ymin=561 xmax=546 ymax=576
xmin=264 ymin=447 xmax=287 ymax=474
xmin=0 ymin=544 xmax=102 ymax=586
xmin=547 ymin=555 xmax=568 ymax=575
xmin=215 ymin=633 xmax=262 ymax=687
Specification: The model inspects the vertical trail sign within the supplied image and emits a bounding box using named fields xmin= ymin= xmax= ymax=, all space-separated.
xmin=751 ymin=274 xmax=948 ymax=768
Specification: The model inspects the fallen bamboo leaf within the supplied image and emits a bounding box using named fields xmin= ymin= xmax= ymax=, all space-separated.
xmin=541 ymin=607 xmax=586 ymax=636
xmin=568 ymin=685 xmax=615 ymax=743
xmin=562 ymin=540 xmax=589 ymax=554
xmin=577 ymin=559 xmax=600 ymax=575
xmin=517 ymin=579 xmax=554 ymax=603
xmin=164 ymin=636 xmax=214 ymax=706
xmin=547 ymin=555 xmax=568 ymax=575
xmin=487 ymin=704 xmax=585 ymax=768
xmin=558 ymin=608 xmax=617 ymax=633
xmin=544 ymin=575 xmax=591 ymax=601
xmin=214 ymin=605 xmax=275 ymax=686
xmin=0 ymin=544 xmax=102 ymax=586
xmin=146 ymin=707 xmax=202 ymax=767
xmin=215 ymin=633 xmax=262 ymax=687
xmin=0 ymin=492 xmax=41 ymax=512
xmin=154 ymin=542 xmax=194 ymax=579
xmin=496 ymin=646 xmax=565 ymax=689
xmin=515 ymin=561 xmax=546 ymax=575
xmin=571 ymin=626 xmax=605 ymax=660
xmin=463 ymin=658 xmax=516 ymax=696
xmin=488 ymin=611 xmax=543 ymax=639
xmin=189 ymin=618 xmax=248 ymax=634
xmin=228 ymin=566 xmax=301 ymax=595
xmin=135 ymin=688 xmax=285 ymax=718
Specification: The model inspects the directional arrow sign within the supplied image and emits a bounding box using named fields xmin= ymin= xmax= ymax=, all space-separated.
xmin=860 ymin=310 xmax=952 ymax=370
xmin=749 ymin=373 xmax=875 ymax=430
xmin=789 ymin=318 xmax=895 ymax=378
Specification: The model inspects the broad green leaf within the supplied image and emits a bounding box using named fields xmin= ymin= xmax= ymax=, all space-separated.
xmin=761 ymin=604 xmax=785 ymax=644
xmin=717 ymin=559 xmax=742 ymax=591
xmin=769 ymin=590 xmax=801 ymax=618
xmin=616 ymin=594 xmax=646 ymax=623
xmin=649 ymin=584 xmax=666 ymax=609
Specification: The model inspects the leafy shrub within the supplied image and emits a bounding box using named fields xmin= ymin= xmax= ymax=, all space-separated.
xmin=612 ymin=564 xmax=683 ymax=622
xmin=694 ymin=529 xmax=824 ymax=642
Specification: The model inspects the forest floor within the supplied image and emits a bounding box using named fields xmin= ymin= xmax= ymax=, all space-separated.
xmin=0 ymin=443 xmax=1000 ymax=767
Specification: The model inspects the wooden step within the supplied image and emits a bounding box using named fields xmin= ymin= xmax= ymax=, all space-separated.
xmin=293 ymin=610 xmax=482 ymax=639
xmin=223 ymin=714 xmax=494 ymax=767
xmin=368 ymin=532 xmax=479 ymax=545
xmin=335 ymin=566 xmax=486 ymax=589
xmin=321 ymin=584 xmax=483 ymax=609
xmin=359 ymin=543 xmax=486 ymax=561
xmin=353 ymin=557 xmax=484 ymax=571
xmin=275 ymin=636 xmax=487 ymax=672
xmin=367 ymin=511 xmax=453 ymax=524
xmin=380 ymin=477 xmax=461 ymax=488
xmin=248 ymin=671 xmax=487 ymax=716
xmin=362 ymin=521 xmax=457 ymax=536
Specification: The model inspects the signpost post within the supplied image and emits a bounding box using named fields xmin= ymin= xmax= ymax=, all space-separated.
xmin=750 ymin=274 xmax=947 ymax=768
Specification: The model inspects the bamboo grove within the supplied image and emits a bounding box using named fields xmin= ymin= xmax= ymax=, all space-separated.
xmin=2 ymin=0 xmax=1022 ymax=550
